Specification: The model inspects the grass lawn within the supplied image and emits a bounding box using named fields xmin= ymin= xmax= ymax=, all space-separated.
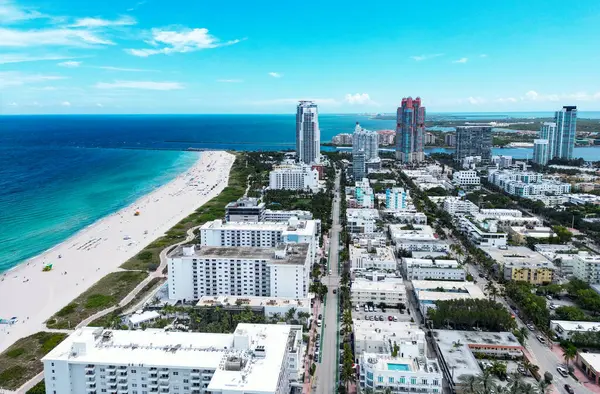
xmin=88 ymin=277 xmax=165 ymax=328
xmin=46 ymin=271 xmax=148 ymax=329
xmin=120 ymin=153 xmax=247 ymax=271
xmin=0 ymin=332 xmax=67 ymax=390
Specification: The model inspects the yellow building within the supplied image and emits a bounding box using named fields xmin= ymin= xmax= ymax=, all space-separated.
xmin=508 ymin=265 xmax=554 ymax=285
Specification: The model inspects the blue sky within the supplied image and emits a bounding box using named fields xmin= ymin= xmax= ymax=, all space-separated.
xmin=0 ymin=0 xmax=599 ymax=114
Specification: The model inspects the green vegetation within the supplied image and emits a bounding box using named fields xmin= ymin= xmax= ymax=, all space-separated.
xmin=26 ymin=380 xmax=46 ymax=394
xmin=0 ymin=332 xmax=67 ymax=390
xmin=427 ymin=299 xmax=517 ymax=331
xmin=458 ymin=369 xmax=550 ymax=394
xmin=565 ymin=279 xmax=600 ymax=316
xmin=46 ymin=271 xmax=148 ymax=329
xmin=88 ymin=277 xmax=165 ymax=328
xmin=264 ymin=190 xmax=333 ymax=233
xmin=505 ymin=282 xmax=550 ymax=329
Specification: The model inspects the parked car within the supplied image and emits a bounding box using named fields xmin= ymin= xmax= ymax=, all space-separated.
xmin=318 ymin=314 xmax=322 ymax=320
xmin=393 ymin=316 xmax=398 ymax=322
xmin=332 ymin=289 xmax=337 ymax=294
xmin=527 ymin=324 xmax=535 ymax=331
xmin=368 ymin=306 xmax=374 ymax=312
xmin=546 ymin=294 xmax=553 ymax=300
xmin=537 ymin=335 xmax=546 ymax=344
xmin=564 ymin=384 xmax=574 ymax=394
xmin=379 ymin=315 xmax=384 ymax=321
xmin=388 ymin=316 xmax=393 ymax=321
xmin=355 ymin=305 xmax=360 ymax=312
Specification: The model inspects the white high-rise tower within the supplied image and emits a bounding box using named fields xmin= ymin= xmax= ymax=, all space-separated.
xmin=296 ymin=101 xmax=320 ymax=164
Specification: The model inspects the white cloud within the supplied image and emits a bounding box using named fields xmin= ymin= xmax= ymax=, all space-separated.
xmin=452 ymin=57 xmax=468 ymax=64
xmin=410 ymin=54 xmax=443 ymax=61
xmin=70 ymin=16 xmax=136 ymax=28
xmin=94 ymin=80 xmax=184 ymax=90
xmin=58 ymin=60 xmax=81 ymax=67
xmin=61 ymin=101 xmax=71 ymax=106
xmin=96 ymin=103 xmax=103 ymax=107
xmin=8 ymin=101 xmax=18 ymax=106
xmin=496 ymin=97 xmax=518 ymax=103
xmin=217 ymin=79 xmax=243 ymax=83
xmin=467 ymin=96 xmax=486 ymax=105
xmin=344 ymin=93 xmax=376 ymax=105
xmin=97 ymin=66 xmax=157 ymax=72
xmin=525 ymin=90 xmax=539 ymax=100
xmin=268 ymin=72 xmax=281 ymax=78
xmin=480 ymin=54 xmax=488 ymax=58
xmin=0 ymin=1 xmax=46 ymax=24
xmin=126 ymin=27 xmax=241 ymax=57
xmin=0 ymin=53 xmax=74 ymax=65
xmin=0 ymin=71 xmax=65 ymax=87
xmin=0 ymin=27 xmax=114 ymax=47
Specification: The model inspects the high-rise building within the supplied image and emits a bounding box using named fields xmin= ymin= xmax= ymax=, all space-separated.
xmin=533 ymin=139 xmax=550 ymax=165
xmin=444 ymin=133 xmax=456 ymax=147
xmin=353 ymin=122 xmax=379 ymax=161
xmin=395 ymin=97 xmax=426 ymax=163
xmin=455 ymin=126 xmax=492 ymax=163
xmin=554 ymin=106 xmax=577 ymax=159
xmin=353 ymin=149 xmax=366 ymax=180
xmin=295 ymin=100 xmax=320 ymax=164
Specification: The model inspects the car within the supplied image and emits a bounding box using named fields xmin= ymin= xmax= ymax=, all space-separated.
xmin=478 ymin=273 xmax=485 ymax=278
xmin=318 ymin=314 xmax=322 ymax=320
xmin=364 ymin=305 xmax=368 ymax=312
xmin=557 ymin=366 xmax=568 ymax=377
xmin=379 ymin=315 xmax=384 ymax=321
xmin=368 ymin=306 xmax=374 ymax=312
xmin=368 ymin=315 xmax=374 ymax=321
xmin=393 ymin=316 xmax=398 ymax=322
xmin=564 ymin=384 xmax=574 ymax=394
xmin=374 ymin=307 xmax=379 ymax=312
xmin=549 ymin=304 xmax=557 ymax=310
xmin=388 ymin=316 xmax=393 ymax=321
xmin=316 ymin=320 xmax=322 ymax=327
xmin=537 ymin=335 xmax=546 ymax=344
xmin=329 ymin=270 xmax=332 ymax=275
xmin=546 ymin=294 xmax=553 ymax=300
xmin=355 ymin=305 xmax=360 ymax=312
xmin=333 ymin=289 xmax=337 ymax=294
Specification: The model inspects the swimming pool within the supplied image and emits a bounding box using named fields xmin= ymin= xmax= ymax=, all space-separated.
xmin=387 ymin=363 xmax=410 ymax=371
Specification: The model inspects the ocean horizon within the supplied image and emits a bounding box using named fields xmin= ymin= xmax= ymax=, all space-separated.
xmin=1 ymin=113 xmax=598 ymax=272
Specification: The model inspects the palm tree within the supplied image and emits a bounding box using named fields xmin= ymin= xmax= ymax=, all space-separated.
xmin=476 ymin=369 xmax=497 ymax=394
xmin=457 ymin=374 xmax=478 ymax=394
xmin=519 ymin=326 xmax=529 ymax=343
xmin=285 ymin=307 xmax=297 ymax=322
xmin=485 ymin=282 xmax=498 ymax=301
xmin=341 ymin=310 xmax=352 ymax=337
xmin=537 ymin=378 xmax=551 ymax=394
xmin=563 ymin=345 xmax=577 ymax=366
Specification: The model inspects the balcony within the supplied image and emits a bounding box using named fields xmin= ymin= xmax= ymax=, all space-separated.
xmin=85 ymin=365 xmax=95 ymax=373
xmin=190 ymin=372 xmax=200 ymax=379
xmin=85 ymin=373 xmax=96 ymax=380
xmin=85 ymin=384 xmax=97 ymax=391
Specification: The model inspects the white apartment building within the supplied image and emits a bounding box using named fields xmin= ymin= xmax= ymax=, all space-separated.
xmin=491 ymin=155 xmax=513 ymax=168
xmin=263 ymin=209 xmax=313 ymax=222
xmin=572 ymin=253 xmax=600 ymax=284
xmin=354 ymin=179 xmax=375 ymax=208
xmin=479 ymin=208 xmax=522 ymax=218
xmin=402 ymin=258 xmax=466 ymax=281
xmin=461 ymin=156 xmax=482 ymax=169
xmin=459 ymin=217 xmax=507 ymax=247
xmin=347 ymin=209 xmax=380 ymax=234
xmin=383 ymin=210 xmax=428 ymax=225
xmin=453 ymin=170 xmax=481 ymax=190
xmin=199 ymin=217 xmax=319 ymax=264
xmin=43 ymin=324 xmax=303 ymax=394
xmin=350 ymin=245 xmax=397 ymax=271
xmin=167 ymin=244 xmax=310 ymax=301
xmin=269 ymin=164 xmax=319 ymax=192
xmin=488 ymin=169 xmax=571 ymax=200
xmin=358 ymin=353 xmax=442 ymax=394
xmin=551 ymin=320 xmax=600 ymax=340
xmin=443 ymin=197 xmax=479 ymax=217
xmin=386 ymin=188 xmax=409 ymax=210
xmin=389 ymin=225 xmax=449 ymax=253
xmin=412 ymin=280 xmax=485 ymax=315
xmin=353 ymin=320 xmax=425 ymax=356
xmin=351 ymin=278 xmax=407 ymax=307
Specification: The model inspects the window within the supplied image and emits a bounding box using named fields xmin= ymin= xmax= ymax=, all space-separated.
xmin=389 ymin=377 xmax=394 ymax=383
xmin=400 ymin=377 xmax=405 ymax=384
xmin=378 ymin=376 xmax=383 ymax=383
xmin=411 ymin=378 xmax=417 ymax=385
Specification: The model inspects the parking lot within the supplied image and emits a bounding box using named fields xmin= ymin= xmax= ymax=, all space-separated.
xmin=478 ymin=359 xmax=539 ymax=388
xmin=352 ymin=305 xmax=413 ymax=323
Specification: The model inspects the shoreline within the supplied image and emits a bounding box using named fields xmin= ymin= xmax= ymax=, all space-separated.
xmin=0 ymin=150 xmax=235 ymax=353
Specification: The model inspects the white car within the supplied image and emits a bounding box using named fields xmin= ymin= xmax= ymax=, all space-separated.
xmin=355 ymin=305 xmax=360 ymax=312
xmin=557 ymin=366 xmax=568 ymax=377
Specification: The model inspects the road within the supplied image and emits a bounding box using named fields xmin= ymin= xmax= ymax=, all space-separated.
xmin=315 ymin=170 xmax=342 ymax=394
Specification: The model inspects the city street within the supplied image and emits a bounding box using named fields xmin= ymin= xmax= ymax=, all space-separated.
xmin=315 ymin=170 xmax=342 ymax=394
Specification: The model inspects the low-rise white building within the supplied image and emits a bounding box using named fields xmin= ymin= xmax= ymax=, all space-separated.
xmin=568 ymin=194 xmax=600 ymax=205
xmin=197 ymin=296 xmax=310 ymax=319
xmin=508 ymin=226 xmax=556 ymax=244
xmin=389 ymin=225 xmax=449 ymax=253
xmin=350 ymin=245 xmax=397 ymax=271
xmin=453 ymin=170 xmax=481 ymax=190
xmin=168 ymin=244 xmax=310 ymax=301
xmin=402 ymin=258 xmax=465 ymax=281
xmin=572 ymin=253 xmax=600 ymax=284
xmin=263 ymin=209 xmax=313 ymax=222
xmin=459 ymin=216 xmax=507 ymax=247
xmin=42 ymin=324 xmax=304 ymax=394
xmin=412 ymin=280 xmax=485 ymax=315
xmin=351 ymin=278 xmax=407 ymax=307
xmin=127 ymin=310 xmax=161 ymax=329
xmin=347 ymin=209 xmax=380 ymax=234
xmin=353 ymin=320 xmax=425 ymax=356
xmin=269 ymin=163 xmax=319 ymax=192
xmin=551 ymin=320 xmax=600 ymax=340
xmin=443 ymin=197 xmax=479 ymax=217
xmin=358 ymin=353 xmax=442 ymax=394
xmin=382 ymin=210 xmax=428 ymax=225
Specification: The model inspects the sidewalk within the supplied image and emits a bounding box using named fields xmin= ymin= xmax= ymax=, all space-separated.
xmin=303 ymin=298 xmax=322 ymax=394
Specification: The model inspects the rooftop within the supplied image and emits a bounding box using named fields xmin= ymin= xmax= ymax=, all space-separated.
xmin=354 ymin=320 xmax=424 ymax=344
xmin=578 ymin=352 xmax=600 ymax=371
xmin=412 ymin=280 xmax=485 ymax=302
xmin=169 ymin=244 xmax=309 ymax=265
xmin=200 ymin=218 xmax=317 ymax=235
xmin=352 ymin=278 xmax=406 ymax=293
xmin=347 ymin=208 xmax=380 ymax=220
xmin=226 ymin=197 xmax=264 ymax=209
xmin=43 ymin=323 xmax=301 ymax=394
xmin=551 ymin=320 xmax=600 ymax=332
xmin=403 ymin=258 xmax=460 ymax=269
xmin=481 ymin=247 xmax=552 ymax=268
xmin=360 ymin=353 xmax=441 ymax=374
xmin=197 ymin=296 xmax=309 ymax=309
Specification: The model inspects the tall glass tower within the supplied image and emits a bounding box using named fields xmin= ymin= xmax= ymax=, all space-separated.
xmin=554 ymin=106 xmax=577 ymax=159
xmin=395 ymin=97 xmax=425 ymax=163
xmin=296 ymin=100 xmax=320 ymax=164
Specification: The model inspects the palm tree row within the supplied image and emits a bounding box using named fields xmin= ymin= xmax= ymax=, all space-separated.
xmin=459 ymin=370 xmax=551 ymax=394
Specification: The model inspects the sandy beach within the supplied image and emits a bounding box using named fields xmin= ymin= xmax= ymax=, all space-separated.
xmin=0 ymin=150 xmax=235 ymax=352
